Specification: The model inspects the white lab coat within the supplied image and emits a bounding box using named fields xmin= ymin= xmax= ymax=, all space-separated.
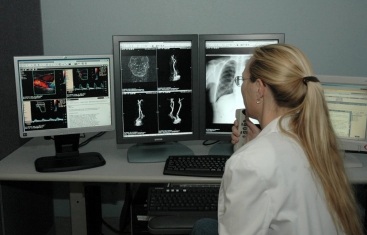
xmin=218 ymin=117 xmax=344 ymax=235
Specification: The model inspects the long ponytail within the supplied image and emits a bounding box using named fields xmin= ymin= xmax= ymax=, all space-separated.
xmin=249 ymin=44 xmax=363 ymax=235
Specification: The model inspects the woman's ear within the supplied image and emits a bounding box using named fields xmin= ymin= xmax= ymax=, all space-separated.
xmin=256 ymin=79 xmax=266 ymax=98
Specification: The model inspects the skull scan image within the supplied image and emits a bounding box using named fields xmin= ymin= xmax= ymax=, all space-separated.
xmin=168 ymin=98 xmax=184 ymax=124
xmin=128 ymin=56 xmax=150 ymax=78
xmin=169 ymin=55 xmax=181 ymax=81
xmin=134 ymin=99 xmax=145 ymax=126
xmin=206 ymin=55 xmax=251 ymax=123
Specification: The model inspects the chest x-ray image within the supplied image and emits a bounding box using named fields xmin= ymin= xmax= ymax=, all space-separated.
xmin=121 ymin=55 xmax=157 ymax=83
xmin=206 ymin=55 xmax=251 ymax=124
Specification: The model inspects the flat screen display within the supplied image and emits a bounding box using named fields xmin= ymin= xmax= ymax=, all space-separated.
xmin=14 ymin=55 xmax=115 ymax=138
xmin=199 ymin=34 xmax=285 ymax=141
xmin=113 ymin=35 xmax=199 ymax=145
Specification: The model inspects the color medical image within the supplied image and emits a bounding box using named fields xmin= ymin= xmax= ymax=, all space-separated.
xmin=70 ymin=67 xmax=109 ymax=97
xmin=77 ymin=69 xmax=88 ymax=80
xmin=33 ymin=70 xmax=56 ymax=95
xmin=26 ymin=99 xmax=67 ymax=130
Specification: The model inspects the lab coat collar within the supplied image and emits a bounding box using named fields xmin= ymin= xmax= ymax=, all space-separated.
xmin=256 ymin=116 xmax=291 ymax=139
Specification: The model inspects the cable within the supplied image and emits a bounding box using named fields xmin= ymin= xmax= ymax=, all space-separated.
xmin=202 ymin=140 xmax=219 ymax=146
xmin=101 ymin=219 xmax=123 ymax=235
xmin=119 ymin=183 xmax=132 ymax=232
xmin=100 ymin=218 xmax=131 ymax=235
xmin=79 ymin=132 xmax=106 ymax=147
xmin=97 ymin=183 xmax=132 ymax=235
xmin=43 ymin=132 xmax=104 ymax=147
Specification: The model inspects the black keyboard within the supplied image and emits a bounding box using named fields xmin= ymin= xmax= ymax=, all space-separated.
xmin=147 ymin=185 xmax=220 ymax=217
xmin=163 ymin=155 xmax=230 ymax=177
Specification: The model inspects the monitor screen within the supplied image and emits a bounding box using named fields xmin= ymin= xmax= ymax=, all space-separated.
xmin=199 ymin=34 xmax=285 ymax=146
xmin=318 ymin=75 xmax=367 ymax=152
xmin=113 ymin=35 xmax=199 ymax=162
xmin=14 ymin=55 xmax=115 ymax=172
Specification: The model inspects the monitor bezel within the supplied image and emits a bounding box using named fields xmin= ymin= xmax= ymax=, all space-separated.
xmin=13 ymin=54 xmax=115 ymax=138
xmin=318 ymin=75 xmax=367 ymax=152
xmin=113 ymin=34 xmax=200 ymax=145
xmin=198 ymin=34 xmax=285 ymax=141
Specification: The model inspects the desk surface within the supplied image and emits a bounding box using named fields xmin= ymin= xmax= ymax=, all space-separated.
xmin=0 ymin=131 xmax=366 ymax=184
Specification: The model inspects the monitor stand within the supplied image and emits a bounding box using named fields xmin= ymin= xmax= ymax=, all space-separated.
xmin=208 ymin=141 xmax=234 ymax=156
xmin=35 ymin=134 xmax=106 ymax=172
xmin=127 ymin=142 xmax=194 ymax=163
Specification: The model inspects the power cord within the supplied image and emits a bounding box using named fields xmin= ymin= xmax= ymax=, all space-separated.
xmin=44 ymin=132 xmax=105 ymax=148
xmin=98 ymin=183 xmax=132 ymax=235
xmin=79 ymin=132 xmax=106 ymax=147
xmin=202 ymin=140 xmax=219 ymax=146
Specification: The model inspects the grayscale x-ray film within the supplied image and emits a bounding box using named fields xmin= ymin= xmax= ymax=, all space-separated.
xmin=206 ymin=55 xmax=251 ymax=124
xmin=169 ymin=55 xmax=181 ymax=81
xmin=134 ymin=99 xmax=145 ymax=126
xmin=168 ymin=98 xmax=184 ymax=124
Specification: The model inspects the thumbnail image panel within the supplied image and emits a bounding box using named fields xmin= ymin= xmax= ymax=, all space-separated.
xmin=120 ymin=50 xmax=157 ymax=86
xmin=21 ymin=70 xmax=66 ymax=101
xmin=157 ymin=49 xmax=192 ymax=90
xmin=67 ymin=67 xmax=109 ymax=98
xmin=24 ymin=99 xmax=67 ymax=132
xmin=205 ymin=55 xmax=250 ymax=125
xmin=158 ymin=92 xmax=192 ymax=133
xmin=122 ymin=93 xmax=159 ymax=135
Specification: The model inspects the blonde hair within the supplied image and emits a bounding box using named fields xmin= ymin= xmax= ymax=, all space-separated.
xmin=248 ymin=44 xmax=363 ymax=235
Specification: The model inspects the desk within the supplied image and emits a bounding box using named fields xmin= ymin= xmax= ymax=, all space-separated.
xmin=0 ymin=131 xmax=366 ymax=234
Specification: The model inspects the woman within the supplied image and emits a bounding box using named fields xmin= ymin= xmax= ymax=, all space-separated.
xmin=191 ymin=44 xmax=363 ymax=235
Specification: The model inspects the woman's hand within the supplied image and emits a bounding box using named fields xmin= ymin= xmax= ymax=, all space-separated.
xmin=231 ymin=118 xmax=261 ymax=145
xmin=231 ymin=120 xmax=240 ymax=145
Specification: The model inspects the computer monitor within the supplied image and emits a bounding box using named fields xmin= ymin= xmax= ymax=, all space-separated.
xmin=318 ymin=75 xmax=367 ymax=154
xmin=198 ymin=34 xmax=285 ymax=155
xmin=113 ymin=35 xmax=199 ymax=162
xmin=13 ymin=55 xmax=115 ymax=172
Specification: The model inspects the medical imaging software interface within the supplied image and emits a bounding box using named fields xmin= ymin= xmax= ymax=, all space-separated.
xmin=18 ymin=58 xmax=112 ymax=136
xmin=119 ymin=41 xmax=193 ymax=138
xmin=322 ymin=83 xmax=367 ymax=141
xmin=204 ymin=40 xmax=278 ymax=134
